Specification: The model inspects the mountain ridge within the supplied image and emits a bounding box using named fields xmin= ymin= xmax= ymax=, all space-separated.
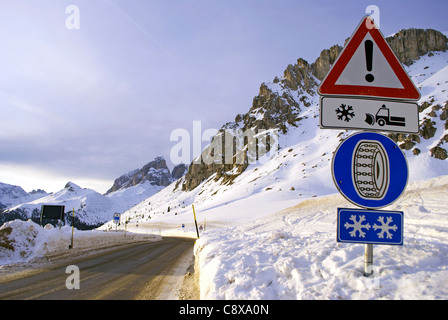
xmin=105 ymin=156 xmax=188 ymax=195
xmin=181 ymin=27 xmax=448 ymax=192
xmin=0 ymin=157 xmax=189 ymax=229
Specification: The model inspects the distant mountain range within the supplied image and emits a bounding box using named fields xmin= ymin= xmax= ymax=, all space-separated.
xmin=0 ymin=157 xmax=188 ymax=228
xmin=0 ymin=182 xmax=48 ymax=209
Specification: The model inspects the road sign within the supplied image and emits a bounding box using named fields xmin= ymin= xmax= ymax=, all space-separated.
xmin=332 ymin=132 xmax=408 ymax=209
xmin=320 ymin=96 xmax=419 ymax=133
xmin=337 ymin=208 xmax=403 ymax=245
xmin=318 ymin=16 xmax=420 ymax=101
xmin=40 ymin=205 xmax=65 ymax=227
xmin=41 ymin=205 xmax=65 ymax=220
xmin=113 ymin=213 xmax=120 ymax=224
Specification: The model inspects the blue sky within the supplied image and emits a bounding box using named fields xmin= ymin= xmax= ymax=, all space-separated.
xmin=1 ymin=0 xmax=447 ymax=193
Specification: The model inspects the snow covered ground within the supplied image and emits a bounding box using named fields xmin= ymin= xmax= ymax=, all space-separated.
xmin=194 ymin=175 xmax=448 ymax=300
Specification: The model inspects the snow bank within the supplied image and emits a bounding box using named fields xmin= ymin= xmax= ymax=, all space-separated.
xmin=194 ymin=175 xmax=448 ymax=300
xmin=0 ymin=219 xmax=161 ymax=266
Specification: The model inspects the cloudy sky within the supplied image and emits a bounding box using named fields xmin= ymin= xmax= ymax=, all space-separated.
xmin=1 ymin=0 xmax=447 ymax=194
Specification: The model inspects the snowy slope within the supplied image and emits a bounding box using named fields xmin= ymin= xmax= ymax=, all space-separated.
xmin=194 ymin=175 xmax=448 ymax=299
xmin=405 ymin=51 xmax=448 ymax=180
xmin=106 ymin=181 xmax=165 ymax=213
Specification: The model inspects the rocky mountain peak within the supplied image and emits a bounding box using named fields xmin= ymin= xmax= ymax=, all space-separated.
xmin=65 ymin=181 xmax=81 ymax=191
xmin=106 ymin=157 xmax=189 ymax=195
xmin=311 ymin=44 xmax=343 ymax=81
xmin=181 ymin=27 xmax=448 ymax=192
xmin=387 ymin=28 xmax=448 ymax=66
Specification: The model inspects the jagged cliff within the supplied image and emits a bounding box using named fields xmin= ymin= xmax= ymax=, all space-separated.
xmin=387 ymin=28 xmax=448 ymax=66
xmin=182 ymin=28 xmax=448 ymax=192
xmin=106 ymin=157 xmax=188 ymax=194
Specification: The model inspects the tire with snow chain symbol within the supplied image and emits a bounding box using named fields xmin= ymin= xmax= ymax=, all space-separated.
xmin=352 ymin=140 xmax=389 ymax=200
xmin=332 ymin=132 xmax=408 ymax=209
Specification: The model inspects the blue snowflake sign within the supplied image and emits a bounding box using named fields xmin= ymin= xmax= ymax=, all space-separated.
xmin=337 ymin=208 xmax=403 ymax=245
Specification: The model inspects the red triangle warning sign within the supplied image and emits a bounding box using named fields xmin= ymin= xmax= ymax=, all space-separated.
xmin=318 ymin=16 xmax=420 ymax=100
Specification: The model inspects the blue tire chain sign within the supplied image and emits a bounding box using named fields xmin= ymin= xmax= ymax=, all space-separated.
xmin=332 ymin=132 xmax=408 ymax=209
xmin=337 ymin=208 xmax=403 ymax=245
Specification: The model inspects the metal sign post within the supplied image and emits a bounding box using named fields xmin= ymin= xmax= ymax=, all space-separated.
xmin=318 ymin=15 xmax=419 ymax=277
xmin=364 ymin=244 xmax=374 ymax=277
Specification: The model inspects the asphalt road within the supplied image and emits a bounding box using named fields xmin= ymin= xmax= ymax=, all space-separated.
xmin=0 ymin=237 xmax=195 ymax=300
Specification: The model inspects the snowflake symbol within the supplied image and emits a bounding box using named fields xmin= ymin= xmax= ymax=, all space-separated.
xmin=373 ymin=216 xmax=397 ymax=239
xmin=344 ymin=215 xmax=371 ymax=238
xmin=335 ymin=104 xmax=355 ymax=122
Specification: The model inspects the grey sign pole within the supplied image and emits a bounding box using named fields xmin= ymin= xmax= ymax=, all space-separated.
xmin=364 ymin=244 xmax=374 ymax=277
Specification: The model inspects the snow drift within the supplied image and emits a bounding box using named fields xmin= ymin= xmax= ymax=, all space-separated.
xmin=194 ymin=176 xmax=448 ymax=299
xmin=0 ymin=219 xmax=161 ymax=266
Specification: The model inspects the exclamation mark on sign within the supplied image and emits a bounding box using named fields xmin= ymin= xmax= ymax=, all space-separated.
xmin=364 ymin=40 xmax=374 ymax=83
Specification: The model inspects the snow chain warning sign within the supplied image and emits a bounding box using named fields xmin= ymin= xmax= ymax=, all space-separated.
xmin=332 ymin=132 xmax=408 ymax=209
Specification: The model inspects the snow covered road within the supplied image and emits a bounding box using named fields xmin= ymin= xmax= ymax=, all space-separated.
xmin=0 ymin=237 xmax=195 ymax=300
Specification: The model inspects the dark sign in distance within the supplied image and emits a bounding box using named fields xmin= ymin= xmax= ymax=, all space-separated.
xmin=41 ymin=205 xmax=65 ymax=220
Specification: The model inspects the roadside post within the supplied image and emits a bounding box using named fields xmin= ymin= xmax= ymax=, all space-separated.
xmin=192 ymin=204 xmax=200 ymax=239
xmin=69 ymin=208 xmax=75 ymax=249
xmin=318 ymin=15 xmax=420 ymax=276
